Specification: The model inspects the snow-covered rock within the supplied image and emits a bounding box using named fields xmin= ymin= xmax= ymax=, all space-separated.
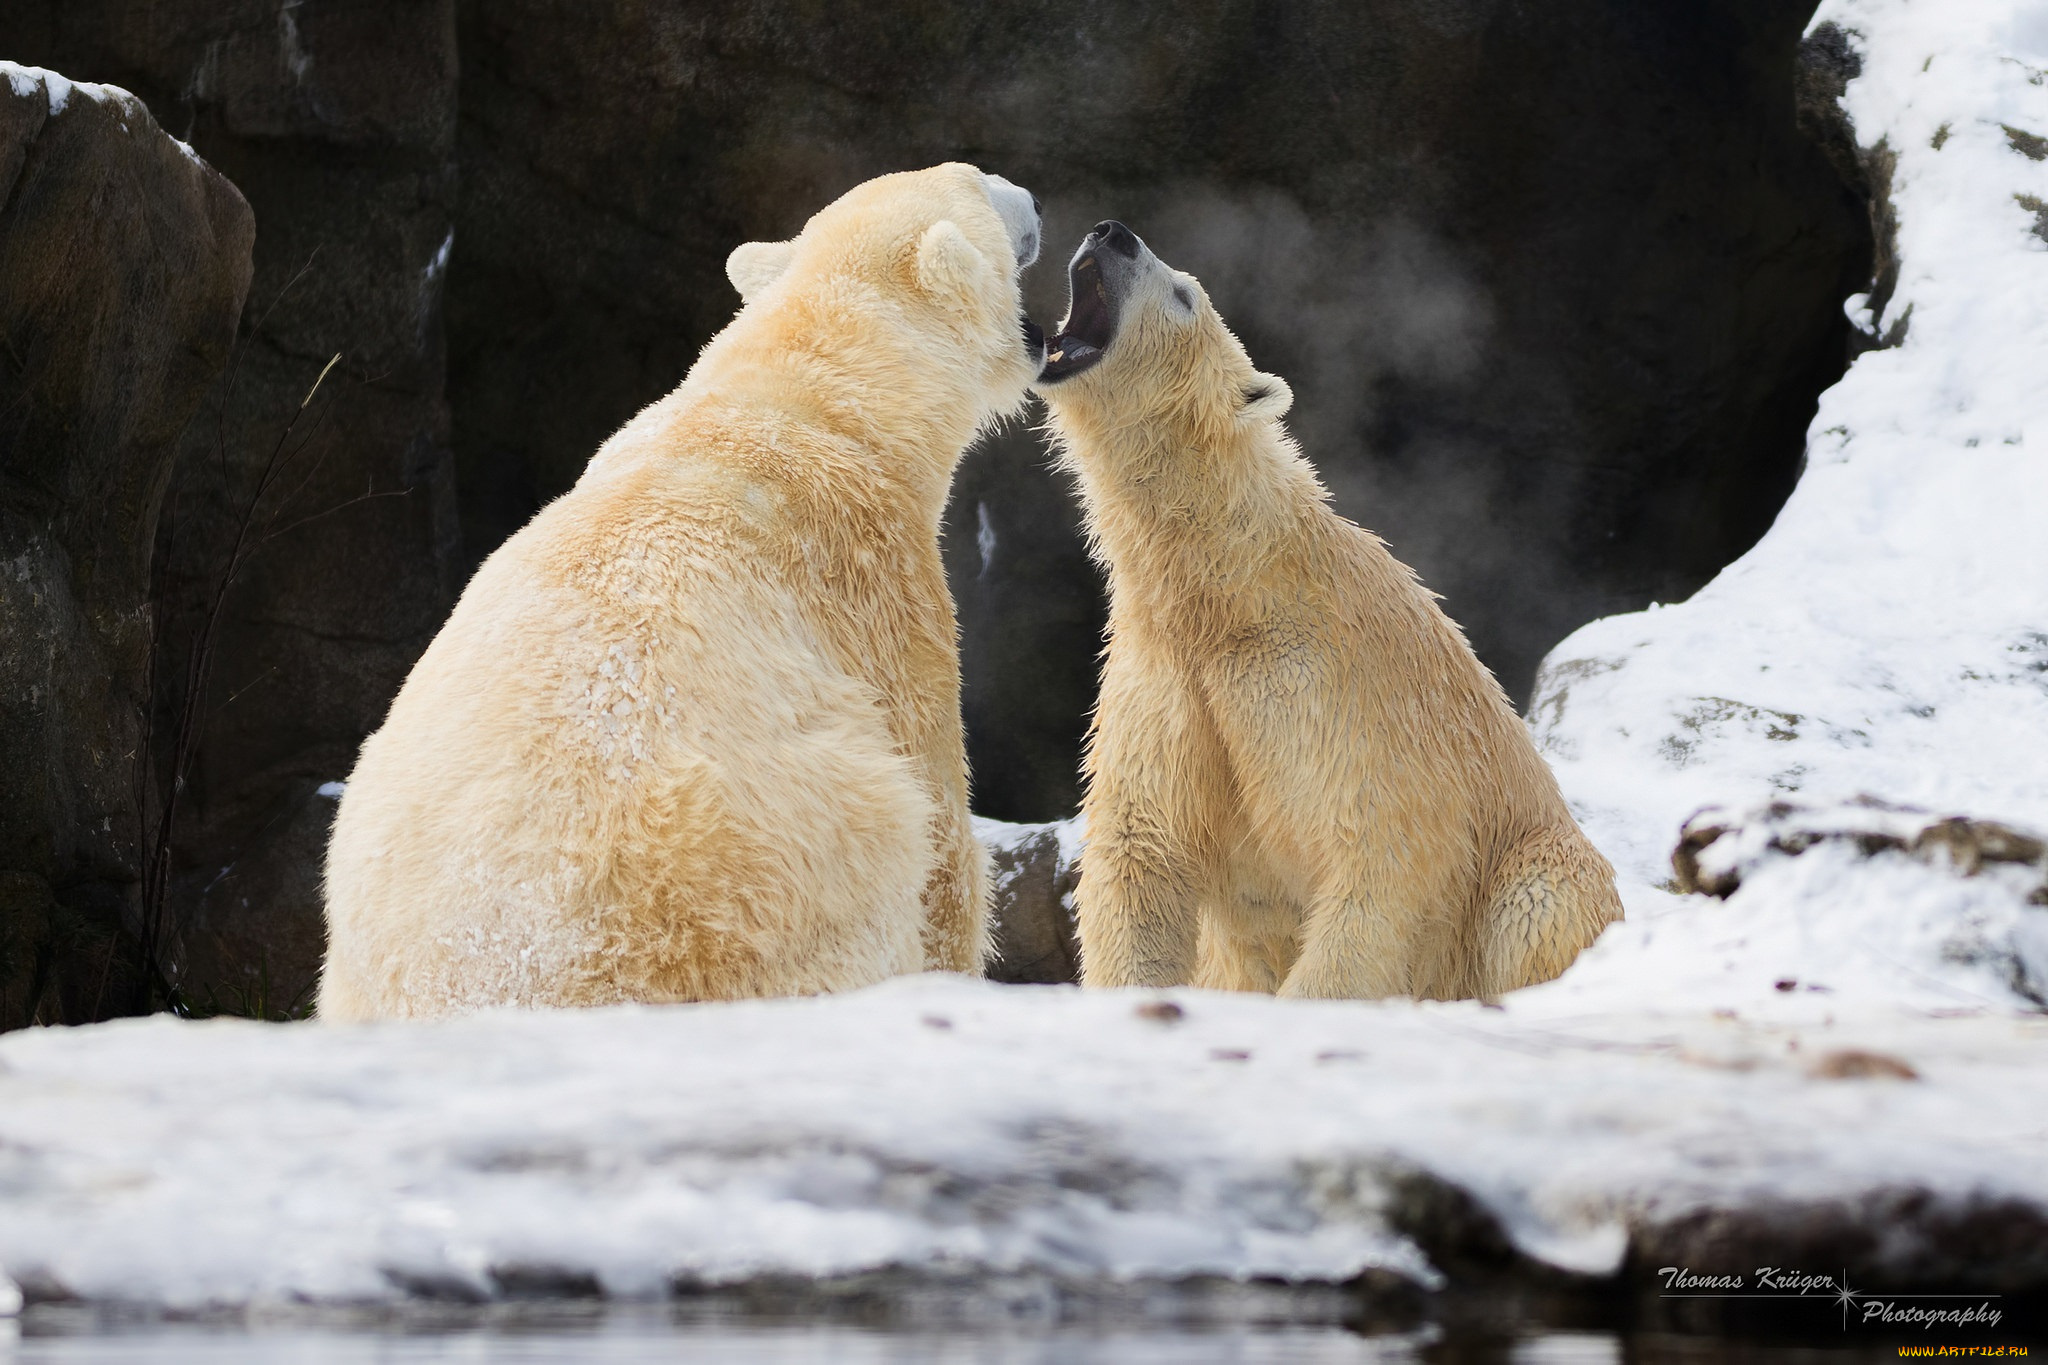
xmin=1526 ymin=0 xmax=2048 ymax=1022
xmin=1529 ymin=805 xmax=2048 ymax=1021
xmin=1532 ymin=0 xmax=2048 ymax=886
xmin=0 ymin=977 xmax=2043 ymax=1315
xmin=0 ymin=60 xmax=253 ymax=1032
xmin=975 ymin=817 xmax=1083 ymax=985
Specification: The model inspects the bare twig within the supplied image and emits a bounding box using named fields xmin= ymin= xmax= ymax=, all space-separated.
xmin=259 ymin=486 xmax=409 ymax=546
xmin=128 ymin=259 xmax=371 ymax=1014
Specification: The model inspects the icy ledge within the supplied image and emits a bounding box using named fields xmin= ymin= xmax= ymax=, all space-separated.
xmin=1 ymin=975 xmax=2044 ymax=1316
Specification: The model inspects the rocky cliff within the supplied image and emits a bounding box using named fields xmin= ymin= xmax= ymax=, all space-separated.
xmin=1 ymin=4 xmax=461 ymax=1016
xmin=0 ymin=64 xmax=252 ymax=1026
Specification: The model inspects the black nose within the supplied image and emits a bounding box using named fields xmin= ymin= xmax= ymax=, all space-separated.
xmin=1031 ymin=194 xmax=1042 ymax=216
xmin=1093 ymin=220 xmax=1140 ymax=259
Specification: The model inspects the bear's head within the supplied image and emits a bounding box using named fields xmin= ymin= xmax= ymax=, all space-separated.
xmin=1034 ymin=221 xmax=1294 ymax=453
xmin=723 ymin=164 xmax=1046 ymax=428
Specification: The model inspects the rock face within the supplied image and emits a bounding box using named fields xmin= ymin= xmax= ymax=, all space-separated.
xmin=0 ymin=65 xmax=253 ymax=1026
xmin=450 ymin=0 xmax=1873 ymax=821
xmin=0 ymin=4 xmax=463 ymax=1012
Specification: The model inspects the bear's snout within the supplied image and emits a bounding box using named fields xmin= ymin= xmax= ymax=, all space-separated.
xmin=1092 ymin=220 xmax=1142 ymax=260
xmin=1037 ymin=221 xmax=1156 ymax=386
xmin=979 ymin=171 xmax=1043 ymax=270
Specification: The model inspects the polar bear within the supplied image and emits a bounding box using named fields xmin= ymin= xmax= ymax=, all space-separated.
xmin=318 ymin=165 xmax=1046 ymax=1019
xmin=1036 ymin=221 xmax=1621 ymax=1000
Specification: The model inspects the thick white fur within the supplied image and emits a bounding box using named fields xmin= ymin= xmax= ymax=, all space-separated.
xmin=1039 ymin=237 xmax=1622 ymax=1000
xmin=320 ymin=165 xmax=1041 ymax=1019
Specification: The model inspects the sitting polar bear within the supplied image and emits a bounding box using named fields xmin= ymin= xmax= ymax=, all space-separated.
xmin=1036 ymin=221 xmax=1621 ymax=1000
xmin=319 ymin=165 xmax=1046 ymax=1019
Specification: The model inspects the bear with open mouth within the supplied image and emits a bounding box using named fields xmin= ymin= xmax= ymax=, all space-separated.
xmin=1037 ymin=221 xmax=1623 ymax=1000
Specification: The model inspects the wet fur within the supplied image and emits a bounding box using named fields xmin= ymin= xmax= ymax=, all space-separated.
xmin=1040 ymin=248 xmax=1621 ymax=1000
xmin=320 ymin=165 xmax=1038 ymax=1018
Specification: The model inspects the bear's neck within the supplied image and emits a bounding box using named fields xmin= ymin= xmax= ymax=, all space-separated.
xmin=1061 ymin=419 xmax=1332 ymax=624
xmin=679 ymin=286 xmax=994 ymax=525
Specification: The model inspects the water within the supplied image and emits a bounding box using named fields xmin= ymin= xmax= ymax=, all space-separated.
xmin=0 ymin=1312 xmax=1910 ymax=1365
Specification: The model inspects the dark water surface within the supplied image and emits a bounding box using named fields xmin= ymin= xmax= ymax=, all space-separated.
xmin=1 ymin=1312 xmax=1912 ymax=1365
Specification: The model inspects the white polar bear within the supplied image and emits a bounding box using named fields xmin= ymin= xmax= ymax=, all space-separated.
xmin=319 ymin=165 xmax=1044 ymax=1019
xmin=1037 ymin=221 xmax=1622 ymax=1000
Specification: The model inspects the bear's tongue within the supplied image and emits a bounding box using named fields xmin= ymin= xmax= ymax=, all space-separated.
xmin=1039 ymin=253 xmax=1115 ymax=382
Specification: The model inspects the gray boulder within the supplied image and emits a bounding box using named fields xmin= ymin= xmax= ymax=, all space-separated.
xmin=978 ymin=818 xmax=1083 ymax=986
xmin=0 ymin=64 xmax=252 ymax=1025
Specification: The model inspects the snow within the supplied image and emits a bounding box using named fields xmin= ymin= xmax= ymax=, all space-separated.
xmin=1 ymin=977 xmax=2043 ymax=1313
xmin=1532 ymin=831 xmax=2048 ymax=1018
xmin=1521 ymin=0 xmax=2048 ymax=1019
xmin=0 ymin=60 xmax=204 ymax=166
xmin=975 ymin=501 xmax=998 ymax=578
xmin=0 ymin=62 xmax=119 ymax=118
xmin=977 ymin=814 xmax=1087 ymax=872
xmin=972 ymin=814 xmax=1084 ymax=872
xmin=3 ymin=0 xmax=2047 ymax=1318
xmin=1531 ymin=0 xmax=2048 ymax=886
xmin=421 ymin=231 xmax=454 ymax=289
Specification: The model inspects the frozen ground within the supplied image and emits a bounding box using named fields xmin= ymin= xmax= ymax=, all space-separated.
xmin=4 ymin=0 xmax=2047 ymax=1322
xmin=1 ymin=976 xmax=2043 ymax=1315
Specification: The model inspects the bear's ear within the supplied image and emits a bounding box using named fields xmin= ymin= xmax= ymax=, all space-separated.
xmin=726 ymin=240 xmax=797 ymax=304
xmin=1240 ymin=372 xmax=1294 ymax=422
xmin=915 ymin=219 xmax=990 ymax=304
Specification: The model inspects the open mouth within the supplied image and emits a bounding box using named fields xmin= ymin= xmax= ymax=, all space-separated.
xmin=1038 ymin=250 xmax=1117 ymax=383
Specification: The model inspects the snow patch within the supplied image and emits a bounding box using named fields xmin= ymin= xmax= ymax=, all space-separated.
xmin=975 ymin=501 xmax=997 ymax=579
xmin=971 ymin=814 xmax=1061 ymax=859
xmin=3 ymin=65 xmax=38 ymax=103
xmin=33 ymin=67 xmax=68 ymax=116
xmin=279 ymin=1 xmax=313 ymax=83
xmin=0 ymin=62 xmax=123 ymax=118
xmin=422 ymin=230 xmax=453 ymax=288
xmin=0 ymin=60 xmax=198 ymax=170
xmin=974 ymin=814 xmax=1086 ymax=912
xmin=2 ymin=978 xmax=2043 ymax=1310
xmin=1531 ymin=0 xmax=2048 ymax=981
xmin=415 ymin=229 xmax=454 ymax=349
